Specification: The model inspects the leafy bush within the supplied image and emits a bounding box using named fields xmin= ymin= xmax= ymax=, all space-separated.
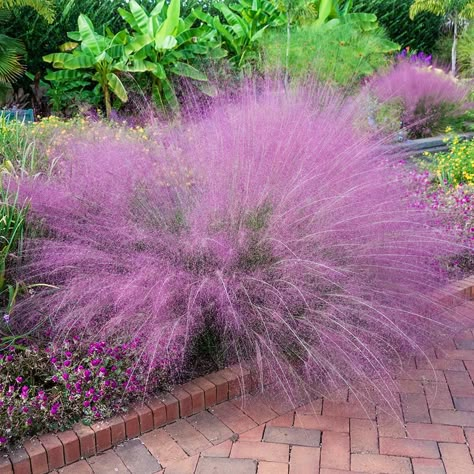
xmin=14 ymin=86 xmax=460 ymax=402
xmin=422 ymin=134 xmax=474 ymax=186
xmin=0 ymin=337 xmax=171 ymax=447
xmin=369 ymin=61 xmax=468 ymax=138
xmin=352 ymin=0 xmax=443 ymax=52
xmin=193 ymin=0 xmax=286 ymax=72
xmin=263 ymin=16 xmax=398 ymax=87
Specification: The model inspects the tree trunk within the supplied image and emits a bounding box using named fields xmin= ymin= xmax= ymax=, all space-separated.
xmin=451 ymin=14 xmax=458 ymax=76
xmin=103 ymin=84 xmax=111 ymax=119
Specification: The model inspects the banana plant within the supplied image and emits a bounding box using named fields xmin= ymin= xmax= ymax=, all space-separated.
xmin=43 ymin=14 xmax=129 ymax=118
xmin=118 ymin=0 xmax=226 ymax=110
xmin=314 ymin=0 xmax=353 ymax=25
xmin=193 ymin=0 xmax=286 ymax=70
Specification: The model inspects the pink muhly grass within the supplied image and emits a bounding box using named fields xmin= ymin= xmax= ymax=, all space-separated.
xmin=369 ymin=61 xmax=468 ymax=138
xmin=14 ymin=85 xmax=463 ymax=404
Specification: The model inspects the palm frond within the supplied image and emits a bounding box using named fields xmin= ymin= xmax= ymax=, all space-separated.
xmin=0 ymin=33 xmax=25 ymax=83
xmin=409 ymin=0 xmax=447 ymax=19
xmin=0 ymin=0 xmax=54 ymax=22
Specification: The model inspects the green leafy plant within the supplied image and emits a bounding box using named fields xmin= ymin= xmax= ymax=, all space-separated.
xmin=0 ymin=0 xmax=54 ymax=22
xmin=0 ymin=0 xmax=54 ymax=86
xmin=0 ymin=28 xmax=25 ymax=85
xmin=44 ymin=14 xmax=129 ymax=118
xmin=264 ymin=15 xmax=398 ymax=86
xmin=118 ymin=0 xmax=225 ymax=110
xmin=193 ymin=0 xmax=286 ymax=70
xmin=409 ymin=0 xmax=474 ymax=74
xmin=45 ymin=74 xmax=100 ymax=114
xmin=2 ymin=0 xmax=127 ymax=90
xmin=424 ymin=133 xmax=474 ymax=186
xmin=0 ymin=187 xmax=26 ymax=293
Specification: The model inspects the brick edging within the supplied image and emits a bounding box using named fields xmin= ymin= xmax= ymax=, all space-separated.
xmin=2 ymin=276 xmax=474 ymax=474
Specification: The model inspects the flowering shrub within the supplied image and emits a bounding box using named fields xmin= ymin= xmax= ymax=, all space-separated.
xmin=369 ymin=61 xmax=468 ymax=138
xmin=14 ymin=86 xmax=460 ymax=406
xmin=0 ymin=338 xmax=170 ymax=447
xmin=426 ymin=134 xmax=474 ymax=186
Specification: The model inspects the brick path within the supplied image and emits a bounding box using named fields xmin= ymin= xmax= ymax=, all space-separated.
xmin=52 ymin=301 xmax=474 ymax=473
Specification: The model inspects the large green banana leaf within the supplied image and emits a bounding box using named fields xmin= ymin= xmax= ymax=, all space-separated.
xmin=107 ymin=72 xmax=127 ymax=102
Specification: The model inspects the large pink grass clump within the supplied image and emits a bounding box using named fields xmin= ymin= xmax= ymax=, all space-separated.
xmin=369 ymin=61 xmax=468 ymax=138
xmin=15 ymin=86 xmax=463 ymax=402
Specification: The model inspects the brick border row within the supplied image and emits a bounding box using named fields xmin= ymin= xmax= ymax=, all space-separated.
xmin=1 ymin=276 xmax=474 ymax=474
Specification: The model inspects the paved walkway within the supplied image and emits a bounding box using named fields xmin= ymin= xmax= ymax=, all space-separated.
xmin=57 ymin=301 xmax=474 ymax=474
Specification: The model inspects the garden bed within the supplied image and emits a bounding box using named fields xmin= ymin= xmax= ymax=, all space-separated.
xmin=0 ymin=364 xmax=253 ymax=474
xmin=1 ymin=276 xmax=473 ymax=474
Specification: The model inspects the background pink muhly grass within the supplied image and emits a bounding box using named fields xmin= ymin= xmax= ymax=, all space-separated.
xmin=14 ymin=85 xmax=464 ymax=404
xmin=368 ymin=61 xmax=469 ymax=138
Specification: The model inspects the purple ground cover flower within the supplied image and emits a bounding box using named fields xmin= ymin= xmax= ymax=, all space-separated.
xmin=0 ymin=337 xmax=170 ymax=447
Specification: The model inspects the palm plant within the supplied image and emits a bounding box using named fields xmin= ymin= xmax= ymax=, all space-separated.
xmin=409 ymin=0 xmax=474 ymax=74
xmin=0 ymin=28 xmax=25 ymax=85
xmin=0 ymin=0 xmax=54 ymax=86
xmin=0 ymin=0 xmax=54 ymax=22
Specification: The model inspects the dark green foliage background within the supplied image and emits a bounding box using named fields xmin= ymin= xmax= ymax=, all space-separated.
xmin=352 ymin=0 xmax=443 ymax=52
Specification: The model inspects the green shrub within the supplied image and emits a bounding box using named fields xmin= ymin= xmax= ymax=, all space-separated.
xmin=263 ymin=19 xmax=398 ymax=87
xmin=424 ymin=133 xmax=474 ymax=186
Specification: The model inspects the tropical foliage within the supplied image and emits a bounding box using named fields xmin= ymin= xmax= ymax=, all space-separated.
xmin=0 ymin=0 xmax=54 ymax=85
xmin=44 ymin=15 xmax=129 ymax=118
xmin=2 ymin=0 xmax=127 ymax=80
xmin=118 ymin=0 xmax=225 ymax=109
xmin=193 ymin=0 xmax=286 ymax=70
xmin=44 ymin=0 xmax=227 ymax=114
xmin=458 ymin=23 xmax=474 ymax=76
xmin=0 ymin=0 xmax=54 ymax=22
xmin=409 ymin=0 xmax=474 ymax=74
xmin=313 ymin=0 xmax=355 ymax=25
